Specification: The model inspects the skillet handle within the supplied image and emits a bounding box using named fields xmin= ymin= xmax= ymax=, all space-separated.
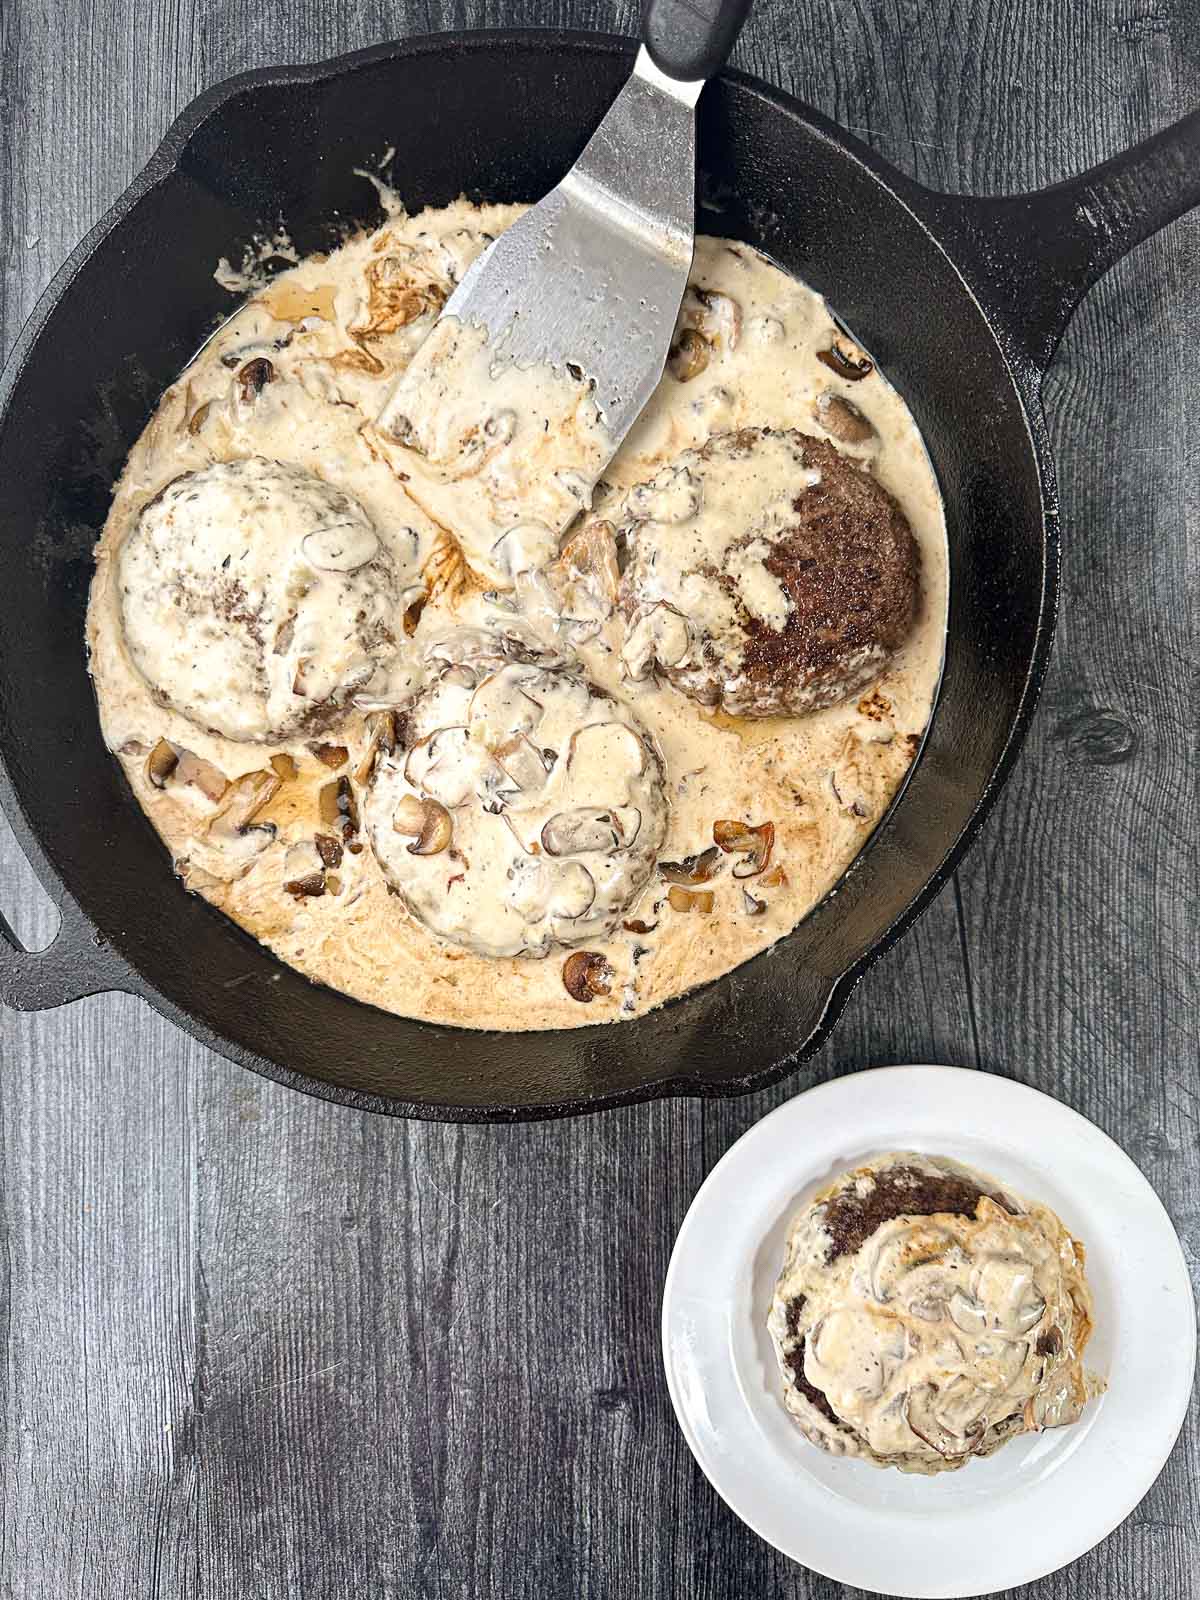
xmin=642 ymin=0 xmax=753 ymax=82
xmin=931 ymin=108 xmax=1200 ymax=374
xmin=0 ymin=890 xmax=132 ymax=1012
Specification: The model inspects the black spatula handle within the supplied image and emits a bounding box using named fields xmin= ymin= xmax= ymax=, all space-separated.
xmin=642 ymin=0 xmax=753 ymax=82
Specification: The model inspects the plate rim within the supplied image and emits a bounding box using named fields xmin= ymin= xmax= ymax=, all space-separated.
xmin=661 ymin=1063 xmax=1197 ymax=1598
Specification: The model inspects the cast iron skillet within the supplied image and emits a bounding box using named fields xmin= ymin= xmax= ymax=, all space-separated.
xmin=0 ymin=31 xmax=1197 ymax=1120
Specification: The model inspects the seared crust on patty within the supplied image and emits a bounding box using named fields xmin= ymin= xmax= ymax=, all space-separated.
xmin=817 ymin=1161 xmax=1017 ymax=1263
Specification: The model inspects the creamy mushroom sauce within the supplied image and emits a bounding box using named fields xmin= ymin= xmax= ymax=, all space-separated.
xmin=768 ymin=1154 xmax=1100 ymax=1474
xmin=87 ymin=199 xmax=947 ymax=1030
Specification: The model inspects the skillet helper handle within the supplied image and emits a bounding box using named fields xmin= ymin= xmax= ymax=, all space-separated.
xmin=642 ymin=0 xmax=753 ymax=82
xmin=935 ymin=108 xmax=1200 ymax=374
xmin=0 ymin=889 xmax=130 ymax=1013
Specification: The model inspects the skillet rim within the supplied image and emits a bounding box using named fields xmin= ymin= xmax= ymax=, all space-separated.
xmin=0 ymin=27 xmax=1059 ymax=1121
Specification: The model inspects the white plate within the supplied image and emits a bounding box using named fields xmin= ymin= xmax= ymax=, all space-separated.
xmin=661 ymin=1065 xmax=1196 ymax=1598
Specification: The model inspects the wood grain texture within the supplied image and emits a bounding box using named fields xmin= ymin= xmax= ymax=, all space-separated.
xmin=0 ymin=1 xmax=1196 ymax=1596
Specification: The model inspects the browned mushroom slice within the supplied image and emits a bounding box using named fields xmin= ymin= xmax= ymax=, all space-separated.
xmin=816 ymin=336 xmax=873 ymax=381
xmin=623 ymin=918 xmax=658 ymax=935
xmin=681 ymin=286 xmax=741 ymax=351
xmin=318 ymin=775 xmax=359 ymax=839
xmin=270 ymin=752 xmax=299 ymax=782
xmin=353 ymin=710 xmax=398 ymax=784
xmin=282 ymin=842 xmax=327 ymax=899
xmin=813 ymin=390 xmax=876 ymax=444
xmin=658 ymin=846 xmax=722 ymax=885
xmin=741 ymin=888 xmax=766 ymax=916
xmin=310 ymin=743 xmax=349 ymax=770
xmin=186 ymin=400 xmax=212 ymax=436
xmin=392 ymin=793 xmax=453 ymax=856
xmin=145 ymin=739 xmax=179 ymax=789
xmin=541 ymin=808 xmax=620 ymax=857
xmin=174 ymin=750 xmax=229 ymax=802
xmin=667 ymin=886 xmax=714 ymax=914
xmin=556 ymin=520 xmax=621 ymax=607
xmin=1035 ymin=1327 xmax=1063 ymax=1359
xmin=667 ymin=327 xmax=710 ymax=383
xmin=713 ymin=819 xmax=775 ymax=878
xmin=237 ymin=356 xmax=274 ymax=403
xmin=314 ymin=832 xmax=344 ymax=868
xmin=562 ymin=951 xmax=613 ymax=1003
xmin=205 ymin=769 xmax=281 ymax=863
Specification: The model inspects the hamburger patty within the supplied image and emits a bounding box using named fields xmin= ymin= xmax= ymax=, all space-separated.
xmin=118 ymin=457 xmax=403 ymax=742
xmin=618 ymin=428 xmax=921 ymax=717
xmin=768 ymin=1154 xmax=1096 ymax=1474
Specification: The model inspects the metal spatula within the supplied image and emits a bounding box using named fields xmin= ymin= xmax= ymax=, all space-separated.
xmin=377 ymin=0 xmax=752 ymax=453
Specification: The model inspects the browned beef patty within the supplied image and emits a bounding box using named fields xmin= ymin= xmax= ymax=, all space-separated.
xmin=618 ymin=428 xmax=921 ymax=717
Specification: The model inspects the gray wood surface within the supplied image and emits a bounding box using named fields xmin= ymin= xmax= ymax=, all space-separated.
xmin=1 ymin=1 xmax=1196 ymax=1595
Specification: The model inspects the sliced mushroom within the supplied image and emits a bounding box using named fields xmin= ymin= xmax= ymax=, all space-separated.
xmin=392 ymin=791 xmax=452 ymax=855
xmin=186 ymin=401 xmax=212 ymax=436
xmin=903 ymin=1386 xmax=972 ymax=1459
xmin=145 ymin=739 xmax=180 ymax=789
xmin=741 ymin=888 xmax=766 ymax=916
xmin=948 ymin=1291 xmax=989 ymax=1337
xmin=392 ymin=793 xmax=429 ymax=835
xmin=682 ymin=285 xmax=741 ymax=350
xmin=816 ymin=336 xmax=874 ymax=381
xmin=409 ymin=799 xmax=453 ymax=856
xmin=1035 ymin=1327 xmax=1063 ymax=1359
xmin=562 ymin=950 xmax=613 ymax=1003
xmin=404 ymin=727 xmax=476 ymax=809
xmin=237 ymin=356 xmax=274 ymax=403
xmin=314 ymin=832 xmax=343 ymax=868
xmin=611 ymin=807 xmax=642 ymax=848
xmin=713 ymin=819 xmax=775 ymax=878
xmin=402 ymin=587 xmax=427 ymax=637
xmin=353 ymin=710 xmax=398 ymax=784
xmin=556 ymin=520 xmax=621 ymax=607
xmin=1013 ymin=1296 xmax=1047 ymax=1335
xmin=469 ymin=669 xmax=545 ymax=740
xmin=658 ymin=847 xmax=722 ymax=886
xmin=206 ymin=769 xmax=281 ymax=859
xmin=565 ymin=721 xmax=647 ymax=785
xmin=621 ymin=603 xmax=692 ymax=679
xmin=813 ymin=390 xmax=876 ymax=444
xmin=541 ymin=808 xmax=620 ymax=857
xmin=493 ymin=733 xmax=551 ymax=795
xmin=300 ymin=520 xmax=380 ymax=573
xmin=623 ymin=918 xmax=658 ymax=935
xmin=318 ymin=775 xmax=359 ymax=839
xmin=283 ymin=842 xmax=327 ymax=898
xmin=668 ymin=327 xmax=710 ymax=383
xmin=270 ymin=752 xmax=298 ymax=782
xmin=174 ymin=750 xmax=229 ymax=802
xmin=667 ymin=886 xmax=714 ymax=914
xmin=548 ymin=862 xmax=596 ymax=920
xmin=310 ymin=743 xmax=349 ymax=770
